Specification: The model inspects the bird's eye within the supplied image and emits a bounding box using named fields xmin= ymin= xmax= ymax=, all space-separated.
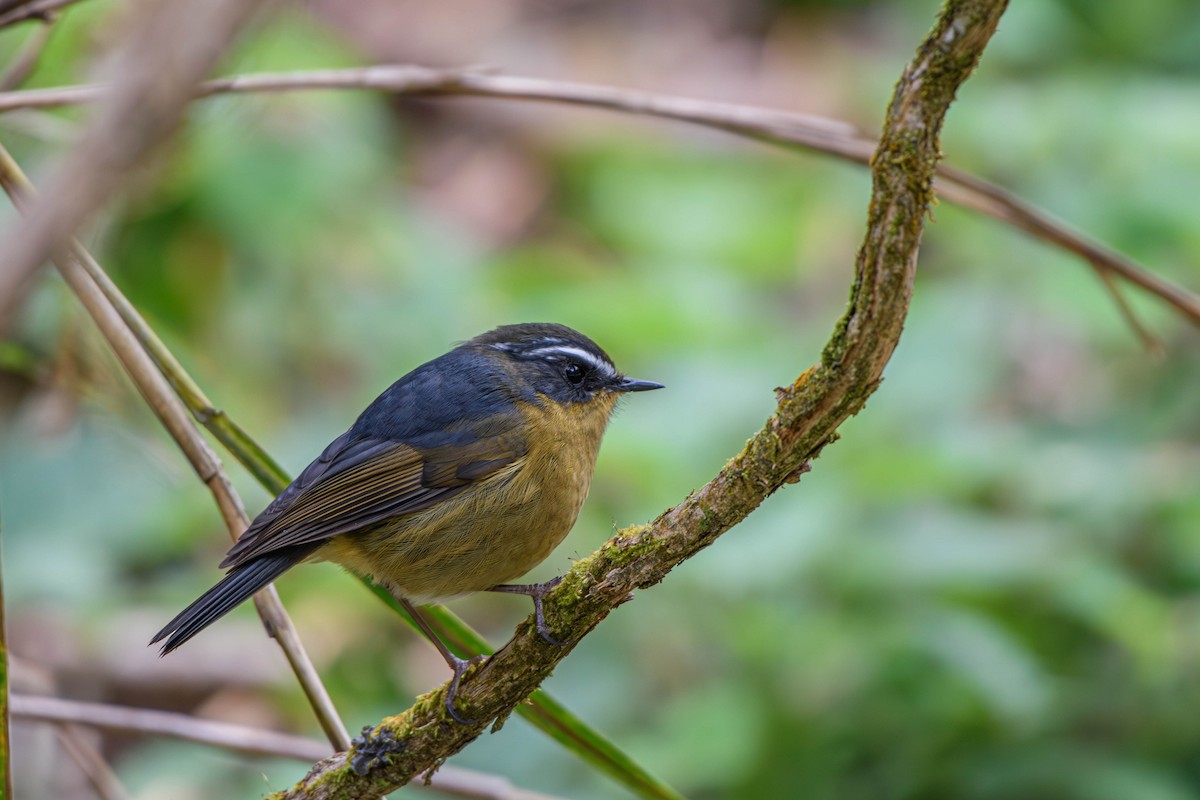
xmin=562 ymin=361 xmax=586 ymax=385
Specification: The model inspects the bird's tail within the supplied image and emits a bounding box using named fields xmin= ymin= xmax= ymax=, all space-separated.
xmin=150 ymin=546 xmax=316 ymax=655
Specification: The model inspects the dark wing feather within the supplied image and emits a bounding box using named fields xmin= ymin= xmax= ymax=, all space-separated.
xmin=151 ymin=546 xmax=311 ymax=653
xmin=220 ymin=425 xmax=527 ymax=569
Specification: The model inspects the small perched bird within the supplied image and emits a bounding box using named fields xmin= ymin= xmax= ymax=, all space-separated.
xmin=152 ymin=322 xmax=661 ymax=722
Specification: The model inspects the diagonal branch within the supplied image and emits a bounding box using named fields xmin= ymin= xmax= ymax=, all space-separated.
xmin=0 ymin=141 xmax=352 ymax=753
xmin=274 ymin=1 xmax=1010 ymax=797
xmin=11 ymin=695 xmax=560 ymax=800
xmin=0 ymin=66 xmax=1195 ymax=331
xmin=53 ymin=725 xmax=130 ymax=800
xmin=12 ymin=694 xmax=333 ymax=762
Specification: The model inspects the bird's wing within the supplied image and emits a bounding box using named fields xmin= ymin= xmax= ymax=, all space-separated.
xmin=219 ymin=427 xmax=527 ymax=568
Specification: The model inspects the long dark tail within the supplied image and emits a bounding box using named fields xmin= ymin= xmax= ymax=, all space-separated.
xmin=150 ymin=546 xmax=316 ymax=655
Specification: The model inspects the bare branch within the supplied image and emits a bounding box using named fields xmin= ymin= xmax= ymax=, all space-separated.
xmin=0 ymin=0 xmax=274 ymax=329
xmin=0 ymin=141 xmax=353 ymax=752
xmin=0 ymin=65 xmax=1193 ymax=332
xmin=0 ymin=0 xmax=82 ymax=29
xmin=271 ymin=1 xmax=1010 ymax=797
xmin=53 ymin=725 xmax=130 ymax=800
xmin=14 ymin=694 xmax=330 ymax=761
xmin=12 ymin=695 xmax=564 ymax=800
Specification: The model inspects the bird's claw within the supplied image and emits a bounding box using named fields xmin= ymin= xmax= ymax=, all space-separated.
xmin=489 ymin=577 xmax=571 ymax=647
xmin=445 ymin=654 xmax=487 ymax=725
xmin=530 ymin=587 xmax=568 ymax=647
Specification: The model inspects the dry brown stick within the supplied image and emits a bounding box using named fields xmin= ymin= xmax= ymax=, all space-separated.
xmin=0 ymin=0 xmax=274 ymax=330
xmin=54 ymin=725 xmax=131 ymax=800
xmin=0 ymin=140 xmax=352 ymax=753
xmin=0 ymin=65 xmax=1193 ymax=330
xmin=12 ymin=695 xmax=556 ymax=800
xmin=0 ymin=0 xmax=77 ymax=28
xmin=271 ymin=1 xmax=1009 ymax=797
xmin=61 ymin=252 xmax=351 ymax=749
xmin=15 ymin=694 xmax=332 ymax=762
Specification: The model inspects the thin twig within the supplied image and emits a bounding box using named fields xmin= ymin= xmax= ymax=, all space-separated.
xmin=61 ymin=228 xmax=295 ymax=498
xmin=14 ymin=694 xmax=330 ymax=761
xmin=54 ymin=725 xmax=131 ymax=800
xmin=1094 ymin=265 xmax=1163 ymax=357
xmin=0 ymin=65 xmax=1194 ymax=332
xmin=12 ymin=695 xmax=557 ymax=800
xmin=0 ymin=0 xmax=78 ymax=28
xmin=0 ymin=140 xmax=352 ymax=753
xmin=274 ymin=1 xmax=1010 ymax=796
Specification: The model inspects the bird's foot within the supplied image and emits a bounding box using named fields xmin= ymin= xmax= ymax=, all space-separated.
xmin=488 ymin=577 xmax=568 ymax=646
xmin=445 ymin=654 xmax=487 ymax=725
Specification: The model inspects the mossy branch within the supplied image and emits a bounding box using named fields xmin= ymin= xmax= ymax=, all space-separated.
xmin=275 ymin=1 xmax=1011 ymax=797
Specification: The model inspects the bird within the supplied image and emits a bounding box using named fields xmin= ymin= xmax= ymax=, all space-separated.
xmin=151 ymin=322 xmax=662 ymax=722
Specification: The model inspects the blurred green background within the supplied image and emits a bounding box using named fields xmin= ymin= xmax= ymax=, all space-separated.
xmin=3 ymin=0 xmax=1200 ymax=797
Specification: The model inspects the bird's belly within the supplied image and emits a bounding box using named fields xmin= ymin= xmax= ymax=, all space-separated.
xmin=316 ymin=452 xmax=593 ymax=603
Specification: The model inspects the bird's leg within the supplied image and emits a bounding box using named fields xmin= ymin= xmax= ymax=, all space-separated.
xmin=487 ymin=576 xmax=568 ymax=646
xmin=396 ymin=596 xmax=484 ymax=725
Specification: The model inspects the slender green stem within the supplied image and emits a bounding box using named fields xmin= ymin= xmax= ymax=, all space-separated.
xmin=50 ymin=252 xmax=294 ymax=493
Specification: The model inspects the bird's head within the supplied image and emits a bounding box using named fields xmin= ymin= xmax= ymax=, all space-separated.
xmin=467 ymin=323 xmax=663 ymax=412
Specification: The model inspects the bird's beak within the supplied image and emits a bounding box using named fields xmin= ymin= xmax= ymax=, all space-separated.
xmin=614 ymin=376 xmax=664 ymax=393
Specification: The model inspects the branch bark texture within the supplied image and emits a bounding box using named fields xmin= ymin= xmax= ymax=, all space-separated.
xmin=276 ymin=1 xmax=1011 ymax=797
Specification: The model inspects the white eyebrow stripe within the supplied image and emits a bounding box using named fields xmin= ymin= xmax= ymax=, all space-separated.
xmin=526 ymin=345 xmax=615 ymax=374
